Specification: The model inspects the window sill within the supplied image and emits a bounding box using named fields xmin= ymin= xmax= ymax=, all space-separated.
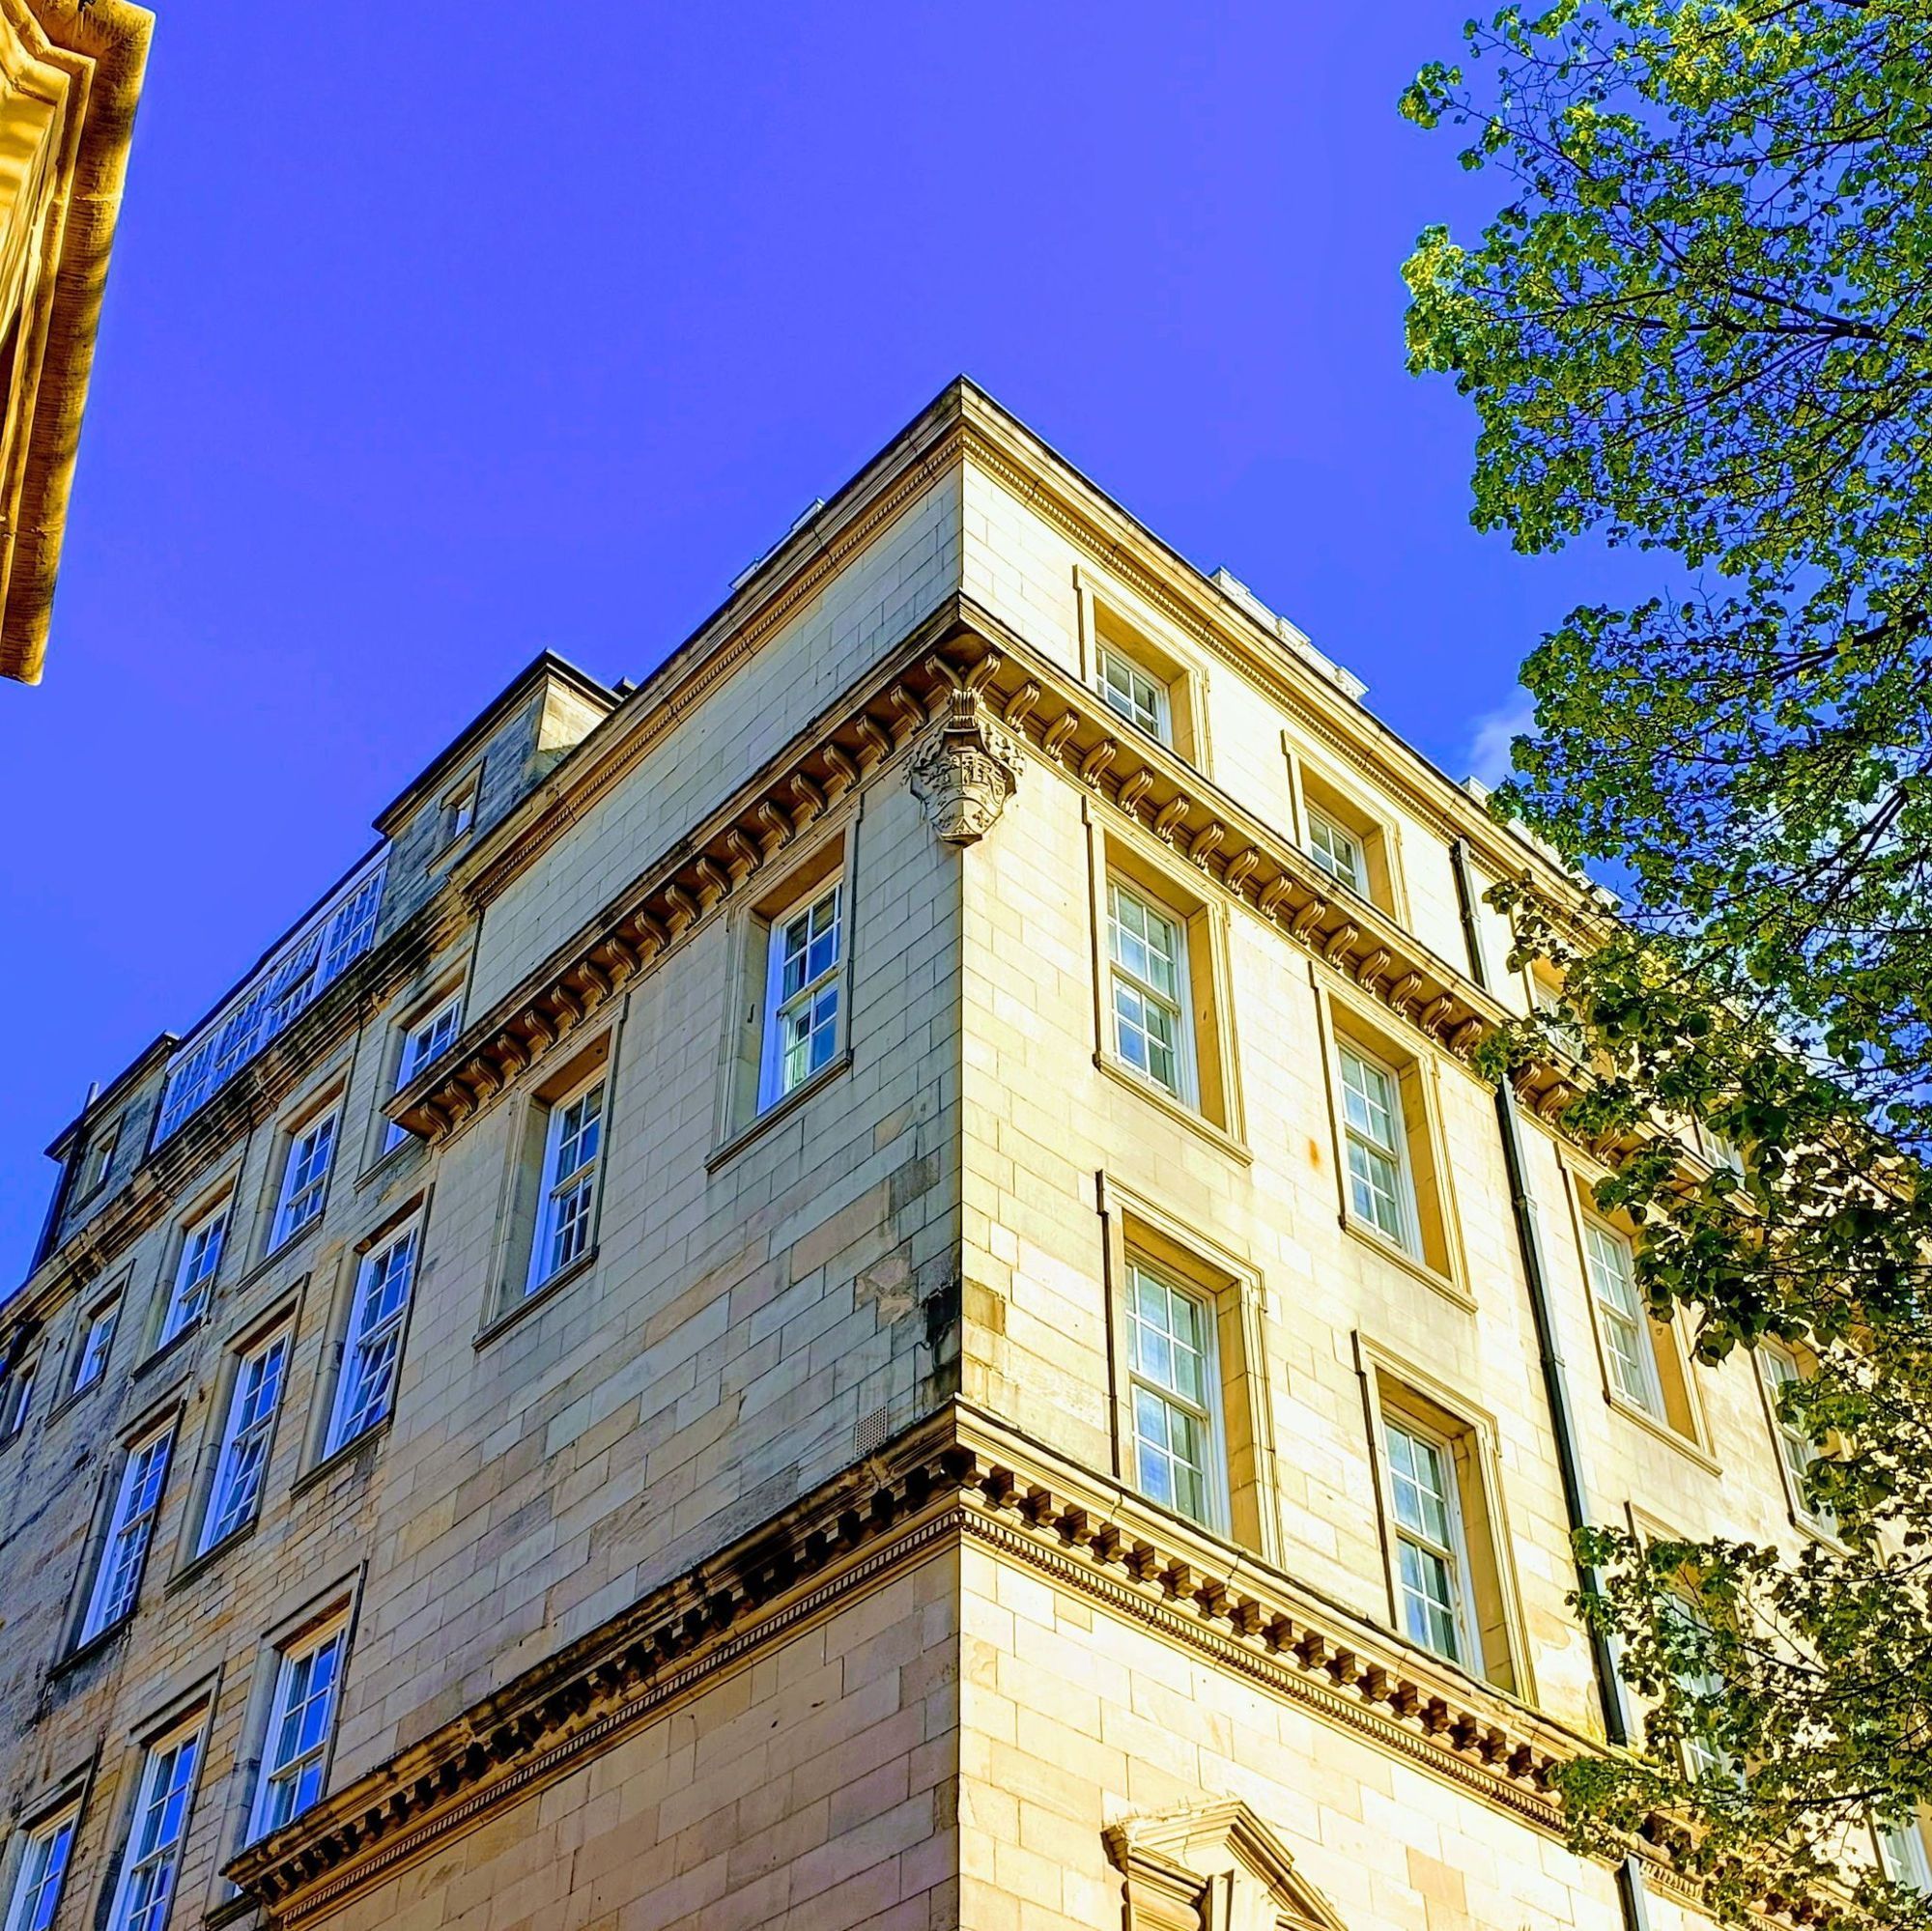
xmin=167 ymin=1517 xmax=261 ymax=1594
xmin=43 ymin=1377 xmax=105 ymax=1429
xmin=474 ymin=1247 xmax=600 ymax=1349
xmin=292 ymin=1421 xmax=389 ymax=1499
xmin=54 ymin=1617 xmax=132 ymax=1678
xmin=1094 ymin=1054 xmax=1251 ymax=1166
xmin=203 ymin=1888 xmax=259 ymax=1929
xmin=263 ymin=1217 xmax=326 ymax=1268
xmin=1602 ymin=1388 xmax=1722 ymax=1476
xmin=1785 ymin=1502 xmax=1848 ymax=1553
xmin=1338 ymin=1212 xmax=1472 ymax=1312
xmin=133 ymin=1318 xmax=206 ymax=1383
xmin=706 ymin=1050 xmax=853 ymax=1171
xmin=356 ymin=1133 xmax=424 ymax=1190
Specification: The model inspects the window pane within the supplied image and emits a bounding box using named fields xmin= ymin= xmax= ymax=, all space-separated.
xmin=1099 ymin=649 xmax=1168 ymax=742
xmin=1108 ymin=886 xmax=1179 ymax=1000
xmin=1340 ymin=1049 xmax=1398 ymax=1150
xmin=9 ymin=1813 xmax=75 ymax=1931
xmin=1386 ymin=1424 xmax=1453 ymax=1547
xmin=1346 ymin=1139 xmax=1406 ymax=1241
xmin=1308 ymin=813 xmax=1364 ymax=894
xmin=1397 ymin=1538 xmax=1461 ymax=1660
xmin=1112 ymin=980 xmax=1179 ymax=1093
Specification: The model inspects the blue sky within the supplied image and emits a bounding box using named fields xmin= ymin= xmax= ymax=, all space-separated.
xmin=0 ymin=3 xmax=1653 ymax=1275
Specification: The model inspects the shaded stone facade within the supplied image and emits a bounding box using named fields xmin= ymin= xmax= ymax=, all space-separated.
xmin=0 ymin=383 xmax=1859 ymax=1930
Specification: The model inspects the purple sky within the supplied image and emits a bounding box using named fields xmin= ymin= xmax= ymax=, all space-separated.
xmin=0 ymin=4 xmax=1653 ymax=1277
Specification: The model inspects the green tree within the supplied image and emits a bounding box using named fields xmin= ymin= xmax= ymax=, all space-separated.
xmin=1403 ymin=2 xmax=1932 ymax=1919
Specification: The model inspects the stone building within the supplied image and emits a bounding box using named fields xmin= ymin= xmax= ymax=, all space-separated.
xmin=0 ymin=0 xmax=151 ymax=685
xmin=0 ymin=380 xmax=1912 ymax=1931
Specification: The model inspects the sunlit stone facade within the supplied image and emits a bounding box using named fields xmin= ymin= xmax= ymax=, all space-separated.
xmin=0 ymin=383 xmax=1858 ymax=1929
xmin=0 ymin=0 xmax=150 ymax=684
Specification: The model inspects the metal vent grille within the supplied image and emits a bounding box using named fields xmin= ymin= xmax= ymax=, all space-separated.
xmin=854 ymin=1406 xmax=892 ymax=1458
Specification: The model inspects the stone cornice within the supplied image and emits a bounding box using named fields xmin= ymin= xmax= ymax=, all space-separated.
xmin=963 ymin=606 xmax=1511 ymax=1068
xmin=947 ymin=385 xmax=1582 ymax=903
xmin=224 ymin=1402 xmax=1732 ymax=1925
xmin=450 ymin=407 xmax=964 ymax=922
xmin=391 ymin=597 xmax=1519 ymax=1150
xmin=386 ymin=607 xmax=981 ymax=1143
xmin=435 ymin=382 xmax=1581 ymax=969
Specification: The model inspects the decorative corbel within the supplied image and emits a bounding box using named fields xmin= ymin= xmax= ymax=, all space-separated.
xmin=906 ymin=686 xmax=1026 ymax=846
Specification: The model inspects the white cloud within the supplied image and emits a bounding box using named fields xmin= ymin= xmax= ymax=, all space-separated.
xmin=1463 ymin=693 xmax=1537 ymax=789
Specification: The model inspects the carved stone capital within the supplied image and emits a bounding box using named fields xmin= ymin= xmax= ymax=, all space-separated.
xmin=907 ymin=687 xmax=1025 ymax=845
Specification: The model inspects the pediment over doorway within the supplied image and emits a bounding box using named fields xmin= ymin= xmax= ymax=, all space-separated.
xmin=1104 ymin=1799 xmax=1348 ymax=1931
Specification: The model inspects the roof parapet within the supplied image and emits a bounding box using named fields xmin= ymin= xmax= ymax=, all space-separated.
xmin=1208 ymin=568 xmax=1367 ymax=703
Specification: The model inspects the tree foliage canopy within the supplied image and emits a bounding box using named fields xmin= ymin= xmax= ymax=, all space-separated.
xmin=1405 ymin=3 xmax=1932 ymax=1919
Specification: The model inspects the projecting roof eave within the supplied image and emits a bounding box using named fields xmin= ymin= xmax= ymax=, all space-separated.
xmin=0 ymin=0 xmax=153 ymax=685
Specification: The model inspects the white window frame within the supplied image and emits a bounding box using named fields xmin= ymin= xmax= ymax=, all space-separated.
xmin=79 ymin=1419 xmax=176 ymax=1643
xmin=757 ymin=878 xmax=845 ymax=1112
xmin=0 ymin=1356 xmax=35 ymax=1440
xmin=1381 ymin=1410 xmax=1480 ymax=1668
xmin=1306 ymin=808 xmax=1366 ymax=896
xmin=1760 ymin=1341 xmax=1834 ymax=1532
xmin=525 ymin=1072 xmax=606 ymax=1293
xmin=1664 ymin=1595 xmax=1739 ymax=1784
xmin=1105 ymin=878 xmax=1198 ymax=1106
xmin=247 ymin=1615 xmax=349 ymax=1842
xmin=1582 ymin=1219 xmax=1665 ymax=1418
xmin=104 ymin=1713 xmax=205 ymax=1931
xmin=382 ymin=995 xmax=462 ymax=1155
xmin=71 ymin=1298 xmax=119 ymax=1395
xmin=1122 ymin=1259 xmax=1225 ymax=1531
xmin=199 ymin=1327 xmax=292 ymax=1552
xmin=1096 ymin=644 xmax=1173 ymax=747
xmin=1529 ymin=970 xmax=1587 ymax=1058
xmin=3 ymin=1801 xmax=80 ymax=1931
xmin=1878 ymin=1816 xmax=1932 ymax=1894
xmin=158 ymin=1205 xmax=227 ymax=1347
xmin=1337 ymin=1040 xmax=1417 ymax=1254
xmin=269 ymin=1109 xmax=338 ymax=1252
xmin=440 ymin=778 xmax=478 ymax=844
xmin=78 ymin=1119 xmax=120 ymax=1197
xmin=324 ymin=1218 xmax=421 ymax=1456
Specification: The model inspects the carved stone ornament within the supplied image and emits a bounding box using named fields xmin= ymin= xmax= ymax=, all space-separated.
xmin=907 ymin=686 xmax=1025 ymax=845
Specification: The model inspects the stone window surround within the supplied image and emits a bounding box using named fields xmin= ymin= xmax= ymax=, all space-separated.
xmin=710 ymin=807 xmax=866 ymax=1159
xmin=1313 ymin=980 xmax=1470 ymax=1307
xmin=1556 ymin=1153 xmax=1719 ymax=1472
xmin=245 ymin=1609 xmax=352 ymax=1848
xmin=1354 ymin=1333 xmax=1535 ymax=1702
xmin=65 ymin=1393 xmax=186 ymax=1661
xmin=1284 ymin=740 xmax=1409 ymax=927
xmin=1097 ymin=1174 xmax=1282 ymax=1569
xmin=263 ymin=1089 xmax=345 ymax=1263
xmin=475 ymin=1028 xmax=621 ymax=1342
xmin=205 ymin=1574 xmax=364 ymax=1923
xmin=1083 ymin=799 xmax=1248 ymax=1154
xmin=97 ymin=1681 xmax=219 ymax=1931
xmin=1073 ymin=561 xmax=1212 ymax=772
xmin=374 ymin=978 xmax=469 ymax=1167
xmin=1753 ymin=1335 xmax=1842 ymax=1543
xmin=303 ymin=1192 xmax=433 ymax=1476
xmin=55 ymin=1277 xmax=128 ymax=1414
xmin=0 ymin=1771 xmax=91 ymax=1931
xmin=169 ymin=1286 xmax=306 ymax=1583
